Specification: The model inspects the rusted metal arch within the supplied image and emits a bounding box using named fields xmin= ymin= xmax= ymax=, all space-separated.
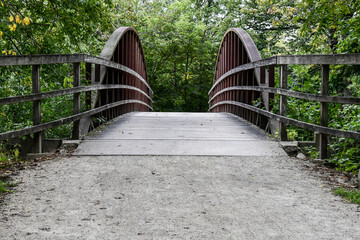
xmin=209 ymin=28 xmax=272 ymax=130
xmin=96 ymin=27 xmax=151 ymax=93
xmin=80 ymin=27 xmax=152 ymax=136
xmin=209 ymin=28 xmax=262 ymax=94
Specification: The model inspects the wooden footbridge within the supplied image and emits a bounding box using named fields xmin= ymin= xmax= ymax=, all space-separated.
xmin=0 ymin=27 xmax=360 ymax=158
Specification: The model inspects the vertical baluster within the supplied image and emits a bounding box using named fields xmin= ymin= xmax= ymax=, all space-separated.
xmin=72 ymin=62 xmax=81 ymax=139
xmin=32 ymin=65 xmax=41 ymax=153
xmin=320 ymin=65 xmax=329 ymax=159
xmin=279 ymin=65 xmax=288 ymax=141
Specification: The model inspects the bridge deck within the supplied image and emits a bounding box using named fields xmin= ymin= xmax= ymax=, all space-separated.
xmin=75 ymin=112 xmax=286 ymax=156
xmin=2 ymin=113 xmax=359 ymax=239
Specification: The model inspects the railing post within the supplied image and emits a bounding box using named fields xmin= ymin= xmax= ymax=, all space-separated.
xmin=279 ymin=65 xmax=288 ymax=141
xmin=85 ymin=63 xmax=92 ymax=110
xmin=320 ymin=65 xmax=329 ymax=159
xmin=72 ymin=62 xmax=81 ymax=139
xmin=32 ymin=65 xmax=42 ymax=153
xmin=268 ymin=65 xmax=275 ymax=111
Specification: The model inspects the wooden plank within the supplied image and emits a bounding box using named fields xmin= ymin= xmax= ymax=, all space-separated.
xmin=209 ymin=101 xmax=360 ymax=140
xmin=208 ymin=86 xmax=360 ymax=105
xmin=0 ymin=85 xmax=152 ymax=106
xmin=279 ymin=65 xmax=288 ymax=141
xmin=208 ymin=57 xmax=277 ymax=94
xmin=0 ymin=54 xmax=153 ymax=95
xmin=72 ymin=63 xmax=81 ymax=139
xmin=0 ymin=54 xmax=85 ymax=66
xmin=320 ymin=65 xmax=329 ymax=159
xmin=85 ymin=63 xmax=92 ymax=110
xmin=0 ymin=100 xmax=153 ymax=141
xmin=277 ymin=54 xmax=360 ymax=65
xmin=32 ymin=65 xmax=42 ymax=153
xmin=268 ymin=65 xmax=275 ymax=110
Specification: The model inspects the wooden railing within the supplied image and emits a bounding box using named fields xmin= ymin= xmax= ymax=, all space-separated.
xmin=0 ymin=27 xmax=153 ymax=153
xmin=209 ymin=28 xmax=360 ymax=159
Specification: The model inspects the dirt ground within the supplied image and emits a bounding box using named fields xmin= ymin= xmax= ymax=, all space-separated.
xmin=0 ymin=154 xmax=359 ymax=239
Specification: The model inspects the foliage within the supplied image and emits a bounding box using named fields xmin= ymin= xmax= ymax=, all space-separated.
xmin=111 ymin=0 xmax=239 ymax=111
xmin=334 ymin=188 xmax=360 ymax=205
xmin=0 ymin=0 xmax=359 ymax=174
xmin=0 ymin=180 xmax=7 ymax=193
xmin=0 ymin=179 xmax=17 ymax=193
xmin=0 ymin=0 xmax=115 ymax=139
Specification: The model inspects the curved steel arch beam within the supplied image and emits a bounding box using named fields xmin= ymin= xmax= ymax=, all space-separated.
xmin=210 ymin=27 xmax=270 ymax=111
xmin=97 ymin=27 xmax=152 ymax=94
xmin=80 ymin=27 xmax=152 ymax=137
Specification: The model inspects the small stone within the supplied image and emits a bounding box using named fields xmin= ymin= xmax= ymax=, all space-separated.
xmin=59 ymin=149 xmax=67 ymax=156
xmin=279 ymin=141 xmax=300 ymax=156
xmin=296 ymin=153 xmax=307 ymax=160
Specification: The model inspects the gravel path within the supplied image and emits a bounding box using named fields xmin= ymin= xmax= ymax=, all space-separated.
xmin=1 ymin=155 xmax=359 ymax=239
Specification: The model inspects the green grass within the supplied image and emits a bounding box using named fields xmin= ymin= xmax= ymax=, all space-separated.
xmin=334 ymin=188 xmax=360 ymax=205
xmin=0 ymin=180 xmax=8 ymax=193
xmin=0 ymin=180 xmax=18 ymax=193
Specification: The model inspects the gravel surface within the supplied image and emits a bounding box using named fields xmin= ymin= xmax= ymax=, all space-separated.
xmin=0 ymin=155 xmax=359 ymax=239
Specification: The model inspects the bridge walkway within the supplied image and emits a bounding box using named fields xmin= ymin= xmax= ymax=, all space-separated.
xmin=75 ymin=112 xmax=286 ymax=156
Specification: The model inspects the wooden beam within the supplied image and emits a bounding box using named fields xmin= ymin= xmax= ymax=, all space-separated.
xmin=208 ymin=57 xmax=277 ymax=94
xmin=0 ymin=54 xmax=85 ymax=66
xmin=85 ymin=63 xmax=92 ymax=110
xmin=209 ymin=101 xmax=360 ymax=140
xmin=72 ymin=63 xmax=81 ymax=139
xmin=32 ymin=65 xmax=41 ymax=153
xmin=0 ymin=54 xmax=153 ymax=95
xmin=0 ymin=84 xmax=152 ymax=106
xmin=0 ymin=100 xmax=153 ymax=141
xmin=277 ymin=54 xmax=360 ymax=65
xmin=208 ymin=86 xmax=360 ymax=105
xmin=320 ymin=65 xmax=329 ymax=159
xmin=279 ymin=65 xmax=288 ymax=141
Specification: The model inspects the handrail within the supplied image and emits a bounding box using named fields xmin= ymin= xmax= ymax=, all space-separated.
xmin=209 ymin=101 xmax=360 ymax=140
xmin=209 ymin=28 xmax=360 ymax=160
xmin=0 ymin=100 xmax=151 ymax=141
xmin=0 ymin=54 xmax=153 ymax=94
xmin=0 ymin=27 xmax=152 ymax=153
xmin=0 ymin=84 xmax=153 ymax=106
xmin=209 ymin=86 xmax=360 ymax=105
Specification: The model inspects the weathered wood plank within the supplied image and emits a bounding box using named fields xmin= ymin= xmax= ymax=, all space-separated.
xmin=0 ymin=54 xmax=85 ymax=66
xmin=0 ymin=100 xmax=153 ymax=141
xmin=0 ymin=54 xmax=153 ymax=95
xmin=276 ymin=54 xmax=360 ymax=65
xmin=208 ymin=86 xmax=360 ymax=105
xmin=32 ymin=65 xmax=42 ymax=153
xmin=72 ymin=63 xmax=81 ymax=140
xmin=279 ymin=65 xmax=288 ymax=141
xmin=0 ymin=84 xmax=152 ymax=106
xmin=209 ymin=101 xmax=360 ymax=140
xmin=85 ymin=63 xmax=92 ymax=110
xmin=208 ymin=57 xmax=277 ymax=94
xmin=320 ymin=65 xmax=329 ymax=159
xmin=84 ymin=55 xmax=153 ymax=94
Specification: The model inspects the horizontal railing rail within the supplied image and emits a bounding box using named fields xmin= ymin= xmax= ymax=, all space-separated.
xmin=0 ymin=54 xmax=153 ymax=150
xmin=0 ymin=99 xmax=150 ymax=141
xmin=0 ymin=84 xmax=152 ymax=106
xmin=209 ymin=53 xmax=360 ymax=159
xmin=0 ymin=54 xmax=153 ymax=94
